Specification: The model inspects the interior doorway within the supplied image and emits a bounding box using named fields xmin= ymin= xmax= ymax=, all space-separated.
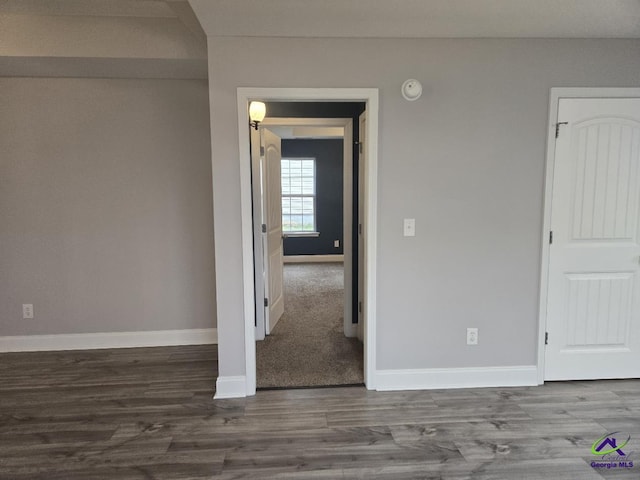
xmin=236 ymin=88 xmax=379 ymax=396
xmin=252 ymin=113 xmax=362 ymax=388
xmin=256 ymin=115 xmax=359 ymax=339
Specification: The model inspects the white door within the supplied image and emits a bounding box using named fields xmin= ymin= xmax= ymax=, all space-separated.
xmin=545 ymin=97 xmax=640 ymax=380
xmin=262 ymin=128 xmax=285 ymax=334
xmin=250 ymin=127 xmax=266 ymax=340
xmin=357 ymin=111 xmax=366 ymax=342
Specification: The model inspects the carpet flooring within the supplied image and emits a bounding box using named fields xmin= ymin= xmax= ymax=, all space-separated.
xmin=256 ymin=262 xmax=363 ymax=388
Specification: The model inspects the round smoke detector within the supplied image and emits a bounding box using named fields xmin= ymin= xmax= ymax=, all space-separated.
xmin=401 ymin=79 xmax=422 ymax=101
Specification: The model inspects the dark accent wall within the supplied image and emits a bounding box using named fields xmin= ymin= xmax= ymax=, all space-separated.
xmin=265 ymin=102 xmax=366 ymax=324
xmin=282 ymin=139 xmax=344 ymax=256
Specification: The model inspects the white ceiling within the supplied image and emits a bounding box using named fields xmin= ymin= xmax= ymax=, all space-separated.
xmin=3 ymin=0 xmax=638 ymax=39
xmin=190 ymin=0 xmax=640 ymax=38
xmin=2 ymin=0 xmax=637 ymax=79
xmin=0 ymin=0 xmax=184 ymax=17
xmin=0 ymin=0 xmax=208 ymax=78
xmin=267 ymin=126 xmax=345 ymax=140
xmin=0 ymin=0 xmax=206 ymax=43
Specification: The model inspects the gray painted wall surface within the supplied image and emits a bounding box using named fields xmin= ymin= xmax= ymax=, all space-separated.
xmin=206 ymin=37 xmax=640 ymax=376
xmin=0 ymin=78 xmax=216 ymax=335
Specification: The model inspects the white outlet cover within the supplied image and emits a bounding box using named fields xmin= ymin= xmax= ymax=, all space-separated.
xmin=403 ymin=218 xmax=416 ymax=237
xmin=22 ymin=304 xmax=34 ymax=319
xmin=467 ymin=327 xmax=478 ymax=345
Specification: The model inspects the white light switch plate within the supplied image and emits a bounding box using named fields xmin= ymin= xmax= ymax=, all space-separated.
xmin=403 ymin=218 xmax=416 ymax=237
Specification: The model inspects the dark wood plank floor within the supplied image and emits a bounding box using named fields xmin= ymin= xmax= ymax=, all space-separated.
xmin=1 ymin=345 xmax=639 ymax=479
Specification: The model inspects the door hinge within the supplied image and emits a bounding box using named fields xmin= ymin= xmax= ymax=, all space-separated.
xmin=260 ymin=145 xmax=265 ymax=156
xmin=357 ymin=141 xmax=363 ymax=154
xmin=264 ymin=298 xmax=269 ymax=307
xmin=358 ymin=301 xmax=362 ymax=313
xmin=545 ymin=332 xmax=549 ymax=345
xmin=555 ymin=121 xmax=568 ymax=139
xmin=358 ymin=223 xmax=363 ymax=235
xmin=549 ymin=231 xmax=553 ymax=244
xmin=262 ymin=223 xmax=267 ymax=233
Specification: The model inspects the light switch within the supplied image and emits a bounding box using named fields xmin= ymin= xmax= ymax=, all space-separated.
xmin=403 ymin=218 xmax=415 ymax=237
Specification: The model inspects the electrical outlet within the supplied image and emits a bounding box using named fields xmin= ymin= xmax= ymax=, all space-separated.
xmin=467 ymin=327 xmax=478 ymax=345
xmin=403 ymin=218 xmax=416 ymax=237
xmin=334 ymin=240 xmax=340 ymax=248
xmin=22 ymin=304 xmax=34 ymax=319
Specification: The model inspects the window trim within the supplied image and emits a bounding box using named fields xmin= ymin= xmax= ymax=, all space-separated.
xmin=283 ymin=231 xmax=320 ymax=238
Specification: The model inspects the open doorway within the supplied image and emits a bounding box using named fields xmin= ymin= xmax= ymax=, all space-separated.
xmin=236 ymin=88 xmax=379 ymax=396
xmin=253 ymin=108 xmax=364 ymax=388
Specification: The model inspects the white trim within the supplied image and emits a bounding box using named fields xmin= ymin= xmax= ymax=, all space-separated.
xmin=364 ymin=94 xmax=378 ymax=389
xmin=0 ymin=328 xmax=218 ymax=353
xmin=283 ymin=232 xmax=320 ymax=238
xmin=283 ymin=254 xmax=344 ymax=263
xmin=375 ymin=365 xmax=538 ymax=391
xmin=237 ymin=87 xmax=379 ymax=397
xmin=214 ymin=375 xmax=247 ymax=399
xmin=238 ymin=94 xmax=258 ymax=396
xmin=538 ymin=87 xmax=640 ymax=384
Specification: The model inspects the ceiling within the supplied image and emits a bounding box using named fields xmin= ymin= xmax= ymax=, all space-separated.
xmin=0 ymin=0 xmax=207 ymax=78
xmin=2 ymin=0 xmax=638 ymax=79
xmin=2 ymin=0 xmax=638 ymax=39
xmin=0 ymin=0 xmax=206 ymax=42
xmin=190 ymin=0 xmax=640 ymax=39
xmin=1 ymin=0 xmax=175 ymax=18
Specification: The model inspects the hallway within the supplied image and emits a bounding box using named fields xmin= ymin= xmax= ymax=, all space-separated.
xmin=256 ymin=262 xmax=363 ymax=388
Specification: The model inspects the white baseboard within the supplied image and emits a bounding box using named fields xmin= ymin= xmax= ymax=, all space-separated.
xmin=375 ymin=365 xmax=538 ymax=391
xmin=284 ymin=254 xmax=344 ymax=264
xmin=0 ymin=328 xmax=218 ymax=352
xmin=214 ymin=375 xmax=247 ymax=399
xmin=344 ymin=323 xmax=358 ymax=338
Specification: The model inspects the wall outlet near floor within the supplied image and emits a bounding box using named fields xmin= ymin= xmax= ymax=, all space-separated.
xmin=23 ymin=304 xmax=34 ymax=319
xmin=334 ymin=240 xmax=340 ymax=248
xmin=466 ymin=327 xmax=478 ymax=345
xmin=403 ymin=218 xmax=416 ymax=237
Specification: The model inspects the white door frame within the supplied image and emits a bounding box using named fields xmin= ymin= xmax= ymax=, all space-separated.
xmin=237 ymin=88 xmax=379 ymax=395
xmin=537 ymin=87 xmax=640 ymax=384
xmin=259 ymin=117 xmax=357 ymax=338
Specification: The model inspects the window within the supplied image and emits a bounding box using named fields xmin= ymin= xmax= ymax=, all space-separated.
xmin=281 ymin=158 xmax=316 ymax=232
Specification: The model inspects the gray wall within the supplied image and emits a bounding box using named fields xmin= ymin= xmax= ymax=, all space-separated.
xmin=0 ymin=78 xmax=216 ymax=335
xmin=206 ymin=37 xmax=640 ymax=376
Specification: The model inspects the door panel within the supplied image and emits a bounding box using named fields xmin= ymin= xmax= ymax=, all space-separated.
xmin=545 ymin=98 xmax=640 ymax=380
xmin=262 ymin=129 xmax=284 ymax=333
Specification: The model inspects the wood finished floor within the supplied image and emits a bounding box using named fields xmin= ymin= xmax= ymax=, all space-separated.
xmin=1 ymin=345 xmax=639 ymax=479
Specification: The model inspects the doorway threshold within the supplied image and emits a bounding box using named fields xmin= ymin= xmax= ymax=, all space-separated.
xmin=256 ymin=383 xmax=365 ymax=392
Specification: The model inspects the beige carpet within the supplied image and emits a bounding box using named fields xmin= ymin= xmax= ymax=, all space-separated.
xmin=256 ymin=262 xmax=364 ymax=388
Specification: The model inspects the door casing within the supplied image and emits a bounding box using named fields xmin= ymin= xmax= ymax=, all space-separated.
xmin=538 ymin=87 xmax=640 ymax=384
xmin=237 ymin=88 xmax=379 ymax=396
